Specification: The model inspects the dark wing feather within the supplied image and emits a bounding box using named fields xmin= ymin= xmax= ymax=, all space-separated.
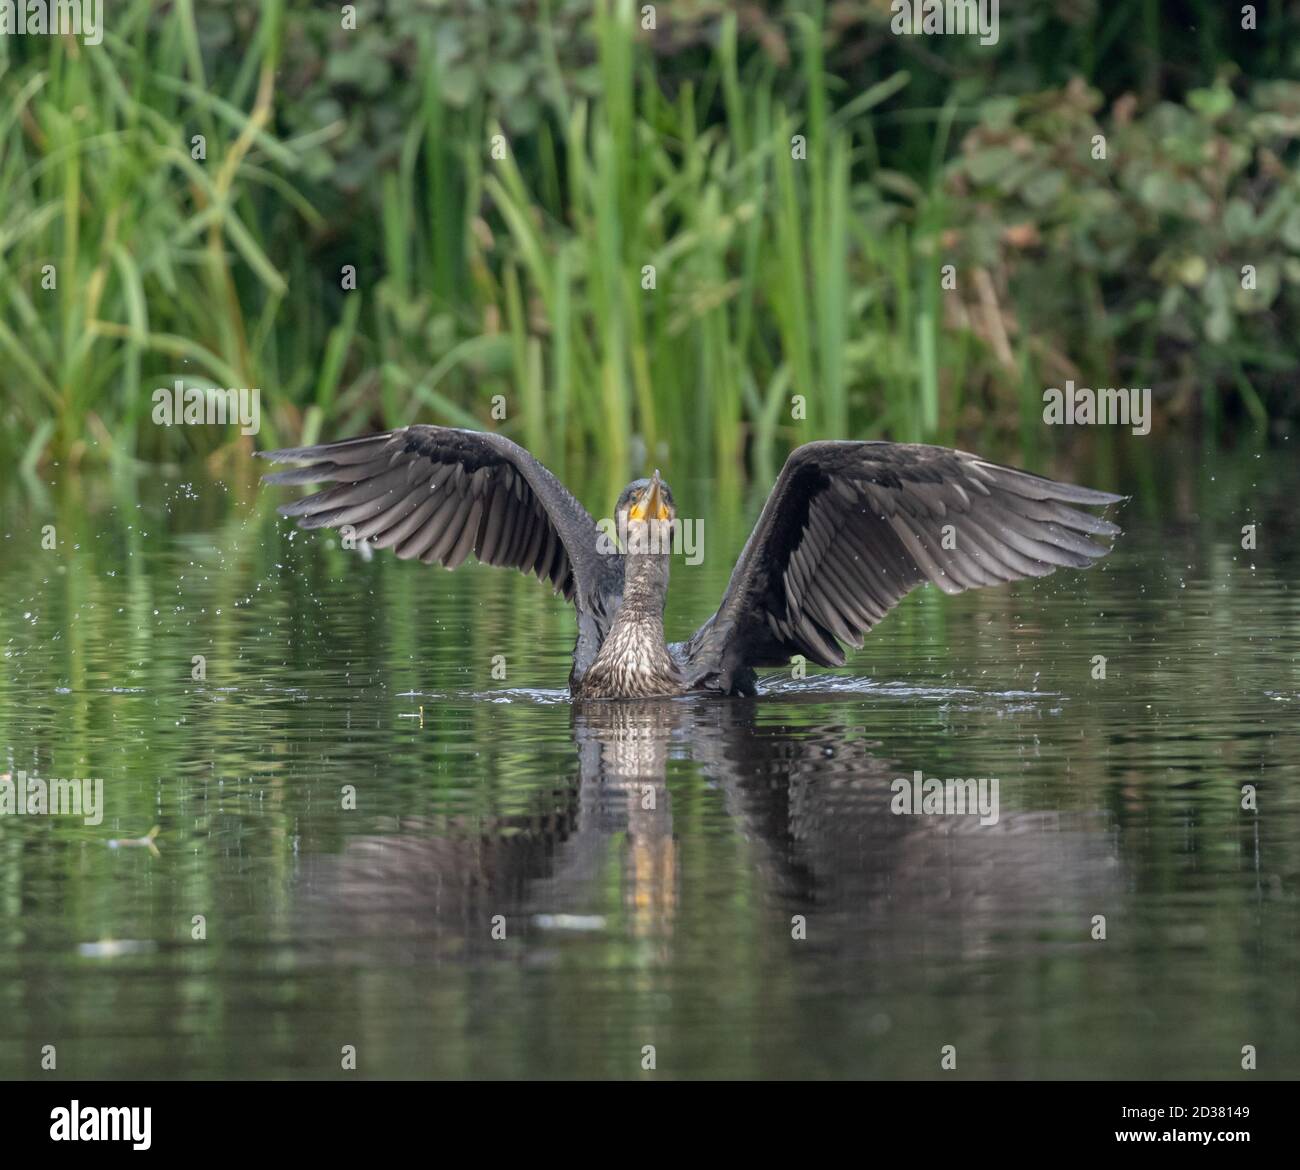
xmin=259 ymin=427 xmax=621 ymax=623
xmin=681 ymin=441 xmax=1124 ymax=689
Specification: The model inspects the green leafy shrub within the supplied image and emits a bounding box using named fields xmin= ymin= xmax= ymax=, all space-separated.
xmin=943 ymin=74 xmax=1300 ymax=430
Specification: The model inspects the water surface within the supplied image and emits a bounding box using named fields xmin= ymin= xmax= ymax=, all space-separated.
xmin=1 ymin=441 xmax=1297 ymax=1078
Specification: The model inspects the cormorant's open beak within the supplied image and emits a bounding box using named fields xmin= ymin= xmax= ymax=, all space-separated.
xmin=629 ymin=470 xmax=670 ymax=523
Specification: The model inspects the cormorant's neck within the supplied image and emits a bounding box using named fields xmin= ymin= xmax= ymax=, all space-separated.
xmin=577 ymin=548 xmax=679 ymax=698
xmin=618 ymin=551 xmax=670 ymax=620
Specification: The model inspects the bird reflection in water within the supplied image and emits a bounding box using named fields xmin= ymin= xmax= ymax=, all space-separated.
xmin=297 ymin=698 xmax=1123 ymax=965
xmin=573 ymin=700 xmax=680 ymax=941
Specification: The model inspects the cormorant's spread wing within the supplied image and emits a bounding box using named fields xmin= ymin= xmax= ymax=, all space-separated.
xmin=681 ymin=441 xmax=1123 ymax=686
xmin=259 ymin=427 xmax=621 ymax=613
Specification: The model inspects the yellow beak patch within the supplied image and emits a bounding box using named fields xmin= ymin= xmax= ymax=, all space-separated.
xmin=629 ymin=479 xmax=670 ymax=523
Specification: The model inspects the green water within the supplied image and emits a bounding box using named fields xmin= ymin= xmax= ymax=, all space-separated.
xmin=1 ymin=441 xmax=1297 ymax=1079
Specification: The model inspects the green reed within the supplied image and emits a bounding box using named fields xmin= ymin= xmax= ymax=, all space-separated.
xmin=3 ymin=0 xmax=1284 ymax=479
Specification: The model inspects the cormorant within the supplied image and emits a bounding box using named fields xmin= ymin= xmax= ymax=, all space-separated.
xmin=259 ymin=427 xmax=1123 ymax=698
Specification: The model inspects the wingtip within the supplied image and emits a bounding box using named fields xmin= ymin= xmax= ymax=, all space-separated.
xmin=257 ymin=446 xmax=308 ymax=464
xmin=1060 ymin=484 xmax=1129 ymax=507
xmin=257 ymin=431 xmax=403 ymax=466
xmin=981 ymin=462 xmax=1129 ymax=508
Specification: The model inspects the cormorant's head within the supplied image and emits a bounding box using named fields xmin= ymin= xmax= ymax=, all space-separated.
xmin=615 ymin=470 xmax=676 ymax=554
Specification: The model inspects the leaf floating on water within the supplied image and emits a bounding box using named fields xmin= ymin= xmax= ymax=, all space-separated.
xmin=531 ymin=914 xmax=607 ymax=932
xmin=76 ymin=939 xmax=158 ymax=959
xmin=106 ymin=826 xmax=161 ymax=857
